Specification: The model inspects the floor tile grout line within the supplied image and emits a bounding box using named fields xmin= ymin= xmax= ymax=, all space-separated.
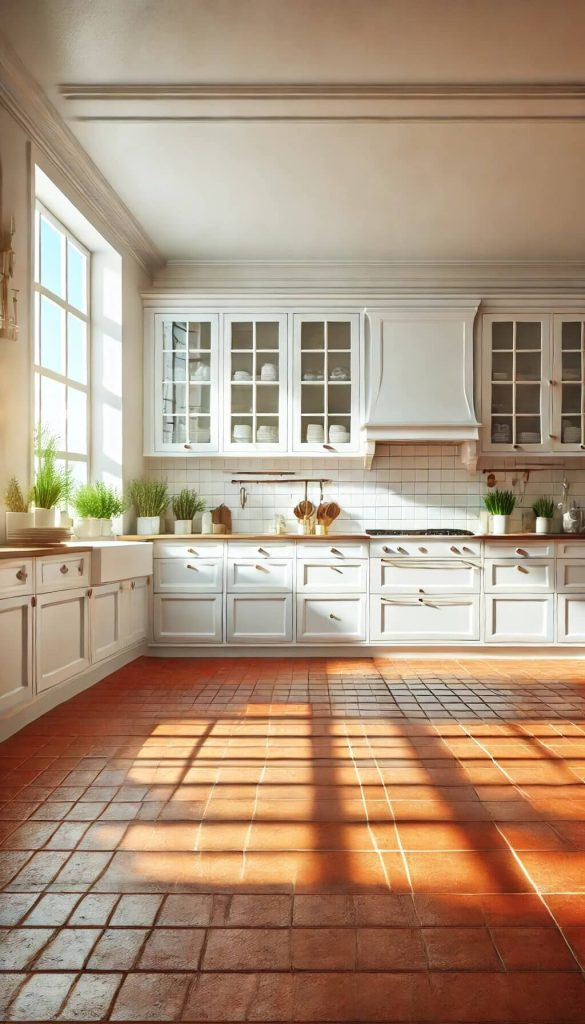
xmin=344 ymin=725 xmax=393 ymax=896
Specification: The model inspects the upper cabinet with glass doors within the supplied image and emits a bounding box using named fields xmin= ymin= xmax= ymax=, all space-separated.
xmin=292 ymin=314 xmax=360 ymax=452
xmin=481 ymin=315 xmax=551 ymax=453
xmin=223 ymin=314 xmax=288 ymax=452
xmin=147 ymin=313 xmax=219 ymax=454
xmin=552 ymin=316 xmax=585 ymax=452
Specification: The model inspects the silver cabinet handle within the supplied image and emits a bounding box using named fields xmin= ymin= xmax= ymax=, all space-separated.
xmin=381 ymin=596 xmax=469 ymax=607
xmin=258 ymin=547 xmax=269 ymax=557
xmin=382 ymin=545 xmax=396 ymax=555
xmin=381 ymin=558 xmax=478 ymax=570
xmin=396 ymin=546 xmax=408 ymax=555
xmin=516 ymin=564 xmax=529 ymax=574
xmin=16 ymin=568 xmax=27 ymax=582
xmin=418 ymin=547 xmax=428 ymax=554
xmin=186 ymin=563 xmax=199 ymax=571
xmin=516 ymin=547 xmax=528 ymax=557
xmin=255 ymin=564 xmax=269 ymax=572
xmin=329 ymin=613 xmax=341 ymax=621
xmin=330 ymin=566 xmax=343 ymax=574
xmin=330 ymin=547 xmax=344 ymax=557
xmin=60 ymin=564 xmax=69 ymax=575
xmin=187 ymin=548 xmax=199 ymax=555
xmin=450 ymin=545 xmax=461 ymax=554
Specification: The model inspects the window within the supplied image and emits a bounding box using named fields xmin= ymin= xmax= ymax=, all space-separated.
xmin=33 ymin=203 xmax=90 ymax=487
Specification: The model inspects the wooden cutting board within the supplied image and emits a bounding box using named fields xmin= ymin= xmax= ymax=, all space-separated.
xmin=213 ymin=504 xmax=232 ymax=533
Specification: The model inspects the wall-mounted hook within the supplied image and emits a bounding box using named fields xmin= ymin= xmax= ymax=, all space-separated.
xmin=239 ymin=486 xmax=247 ymax=509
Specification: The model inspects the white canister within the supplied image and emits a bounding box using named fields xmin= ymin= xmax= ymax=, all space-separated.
xmin=136 ymin=515 xmax=160 ymax=536
xmin=174 ymin=520 xmax=193 ymax=535
xmin=491 ymin=514 xmax=510 ymax=536
xmin=201 ymin=510 xmax=213 ymax=534
xmin=535 ymin=516 xmax=552 ymax=535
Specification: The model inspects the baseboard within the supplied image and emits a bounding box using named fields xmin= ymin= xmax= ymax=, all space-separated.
xmin=147 ymin=643 xmax=585 ymax=659
xmin=0 ymin=643 xmax=148 ymax=742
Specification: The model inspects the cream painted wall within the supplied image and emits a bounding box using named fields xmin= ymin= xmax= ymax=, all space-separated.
xmin=0 ymin=104 xmax=149 ymax=541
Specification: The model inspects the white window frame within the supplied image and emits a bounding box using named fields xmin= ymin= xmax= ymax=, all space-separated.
xmin=33 ymin=201 xmax=91 ymax=481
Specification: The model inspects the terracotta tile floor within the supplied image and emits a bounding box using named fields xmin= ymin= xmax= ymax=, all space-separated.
xmin=1 ymin=655 xmax=585 ymax=1021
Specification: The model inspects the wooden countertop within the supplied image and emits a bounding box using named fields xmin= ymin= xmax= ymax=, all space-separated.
xmin=0 ymin=545 xmax=93 ymax=560
xmin=116 ymin=532 xmax=585 ymax=543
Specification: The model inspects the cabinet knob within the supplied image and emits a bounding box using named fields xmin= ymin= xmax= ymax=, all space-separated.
xmin=329 ymin=613 xmax=341 ymax=621
xmin=515 ymin=547 xmax=528 ymax=557
xmin=418 ymin=546 xmax=428 ymax=554
xmin=450 ymin=545 xmax=461 ymax=554
xmin=186 ymin=563 xmax=199 ymax=571
xmin=187 ymin=548 xmax=198 ymax=555
xmin=258 ymin=547 xmax=269 ymax=557
xmin=396 ymin=546 xmax=408 ymax=555
xmin=60 ymin=564 xmax=69 ymax=575
xmin=15 ymin=568 xmax=27 ymax=582
xmin=87 ymin=588 xmax=93 ymax=598
xmin=131 ymin=581 xmax=136 ymax=590
xmin=183 ymin=443 xmax=192 ymax=450
xmin=330 ymin=547 xmax=343 ymax=557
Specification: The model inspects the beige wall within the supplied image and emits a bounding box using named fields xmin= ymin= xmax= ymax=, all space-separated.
xmin=0 ymin=105 xmax=149 ymax=540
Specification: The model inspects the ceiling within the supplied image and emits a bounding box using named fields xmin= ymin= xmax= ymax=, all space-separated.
xmin=2 ymin=0 xmax=585 ymax=264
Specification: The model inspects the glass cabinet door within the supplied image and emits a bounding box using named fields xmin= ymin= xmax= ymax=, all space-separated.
xmin=154 ymin=314 xmax=219 ymax=452
xmin=293 ymin=314 xmax=360 ymax=452
xmin=223 ymin=314 xmax=288 ymax=451
xmin=553 ymin=317 xmax=585 ymax=451
xmin=482 ymin=316 xmax=550 ymax=451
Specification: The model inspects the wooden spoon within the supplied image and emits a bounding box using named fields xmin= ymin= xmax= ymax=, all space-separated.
xmin=325 ymin=501 xmax=340 ymax=525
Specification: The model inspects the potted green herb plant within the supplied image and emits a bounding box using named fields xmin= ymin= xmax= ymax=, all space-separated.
xmin=172 ymin=488 xmax=206 ymax=534
xmin=72 ymin=482 xmax=102 ymax=537
xmin=484 ymin=489 xmax=516 ymax=536
xmin=532 ymin=496 xmax=555 ymax=535
xmin=4 ymin=476 xmax=33 ymax=539
xmin=94 ymin=482 xmax=126 ymax=536
xmin=31 ymin=427 xmax=72 ymax=527
xmin=127 ymin=479 xmax=169 ymax=535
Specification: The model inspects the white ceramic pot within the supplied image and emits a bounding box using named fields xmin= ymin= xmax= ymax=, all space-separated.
xmin=136 ymin=515 xmax=160 ymax=536
xmin=73 ymin=517 xmax=91 ymax=539
xmin=5 ymin=511 xmax=34 ymax=539
xmin=100 ymin=518 xmax=113 ymax=537
xmin=535 ymin=516 xmax=552 ymax=535
xmin=491 ymin=514 xmax=510 ymax=536
xmin=34 ymin=507 xmax=57 ymax=528
xmin=174 ymin=520 xmax=192 ymax=535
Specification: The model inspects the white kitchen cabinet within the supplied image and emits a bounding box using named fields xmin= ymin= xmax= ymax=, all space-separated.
xmin=552 ymin=316 xmax=585 ymax=451
xmin=297 ymin=559 xmax=368 ymax=593
xmin=557 ymin=594 xmax=585 ymax=643
xmin=297 ymin=594 xmax=367 ymax=643
xmin=227 ymin=541 xmax=295 ymax=559
xmin=155 ymin=557 xmax=223 ymax=593
xmin=484 ymin=558 xmax=555 ymax=593
xmin=35 ymin=552 xmax=90 ymax=593
xmin=296 ymin=541 xmax=369 ymax=560
xmin=557 ymin=559 xmax=585 ymax=591
xmin=154 ymin=593 xmax=223 ymax=643
xmin=370 ymin=595 xmax=480 ymax=643
xmin=371 ymin=557 xmax=480 ymax=595
xmin=484 ymin=595 xmax=555 ymax=643
xmin=292 ymin=313 xmax=361 ymax=453
xmin=557 ymin=541 xmax=585 ymax=559
xmin=154 ymin=540 xmax=225 ymax=559
xmin=36 ymin=587 xmax=90 ymax=692
xmin=484 ymin=540 xmax=555 ymax=559
xmin=119 ymin=578 xmax=150 ymax=647
xmin=227 ymin=594 xmax=292 ymax=643
xmin=223 ymin=314 xmax=288 ymax=452
xmin=228 ymin=559 xmax=293 ymax=593
xmin=90 ymin=583 xmax=121 ymax=663
xmin=145 ymin=311 xmax=220 ymax=455
xmin=370 ymin=539 xmax=482 ymax=559
xmin=0 ymin=558 xmax=33 ymax=600
xmin=0 ymin=595 xmax=33 ymax=709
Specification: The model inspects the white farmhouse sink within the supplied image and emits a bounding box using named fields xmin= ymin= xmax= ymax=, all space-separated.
xmin=66 ymin=541 xmax=153 ymax=584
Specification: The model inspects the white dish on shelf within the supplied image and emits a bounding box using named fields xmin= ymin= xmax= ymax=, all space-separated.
xmin=518 ymin=432 xmax=540 ymax=443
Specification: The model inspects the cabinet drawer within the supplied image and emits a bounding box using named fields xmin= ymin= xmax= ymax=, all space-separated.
xmin=296 ymin=541 xmax=369 ymax=560
xmin=297 ymin=594 xmax=367 ymax=643
xmin=154 ymin=594 xmax=223 ymax=643
xmin=36 ymin=553 xmax=90 ymax=593
xmin=154 ymin=557 xmax=223 ymax=593
xmin=370 ymin=595 xmax=479 ymax=643
xmin=557 ymin=559 xmax=585 ymax=592
xmin=370 ymin=539 xmax=481 ymax=559
xmin=227 ymin=594 xmax=292 ymax=643
xmin=484 ymin=559 xmax=555 ymax=593
xmin=297 ymin=560 xmax=368 ymax=593
xmin=371 ymin=558 xmax=479 ymax=595
xmin=154 ymin=541 xmax=224 ymax=559
xmin=557 ymin=594 xmax=585 ymax=643
xmin=557 ymin=541 xmax=585 ymax=559
xmin=227 ymin=559 xmax=292 ymax=593
xmin=0 ymin=559 xmax=33 ymax=598
xmin=484 ymin=541 xmax=554 ymax=559
xmin=227 ymin=542 xmax=295 ymax=559
xmin=484 ymin=595 xmax=554 ymax=643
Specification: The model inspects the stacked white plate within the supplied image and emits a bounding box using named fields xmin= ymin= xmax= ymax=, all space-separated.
xmin=259 ymin=363 xmax=277 ymax=381
xmin=329 ymin=424 xmax=350 ymax=443
xmin=306 ymin=423 xmax=324 ymax=443
xmin=518 ymin=432 xmax=540 ymax=443
xmin=233 ymin=370 xmax=252 ymax=381
xmin=257 ymin=425 xmax=278 ymax=442
xmin=11 ymin=527 xmax=72 ymax=544
xmin=233 ymin=423 xmax=252 ymax=442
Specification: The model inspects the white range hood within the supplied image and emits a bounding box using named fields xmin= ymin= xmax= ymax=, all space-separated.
xmin=363 ymin=303 xmax=481 ymax=470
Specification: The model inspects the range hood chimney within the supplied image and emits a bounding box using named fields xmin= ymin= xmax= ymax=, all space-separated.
xmin=363 ymin=303 xmax=480 ymax=470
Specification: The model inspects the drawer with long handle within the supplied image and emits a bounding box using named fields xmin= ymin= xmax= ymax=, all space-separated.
xmin=484 ymin=558 xmax=555 ymax=593
xmin=296 ymin=542 xmax=369 ymax=560
xmin=154 ymin=541 xmax=224 ymax=559
xmin=154 ymin=557 xmax=223 ymax=593
xmin=371 ymin=557 xmax=480 ymax=595
xmin=228 ymin=559 xmax=293 ymax=593
xmin=0 ymin=559 xmax=34 ymax=599
xmin=369 ymin=539 xmax=481 ymax=559
xmin=35 ymin=553 xmax=90 ymax=593
xmin=297 ymin=594 xmax=367 ymax=643
xmin=297 ymin=560 xmax=368 ymax=593
xmin=370 ymin=595 xmax=480 ymax=642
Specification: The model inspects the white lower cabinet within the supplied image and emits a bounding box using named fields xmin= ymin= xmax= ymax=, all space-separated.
xmin=228 ymin=559 xmax=293 ymax=593
xmin=36 ymin=587 xmax=90 ymax=692
xmin=90 ymin=584 xmax=121 ymax=663
xmin=119 ymin=578 xmax=150 ymax=647
xmin=154 ymin=557 xmax=223 ymax=593
xmin=297 ymin=594 xmax=367 ymax=643
xmin=154 ymin=593 xmax=223 ymax=643
xmin=370 ymin=595 xmax=480 ymax=642
xmin=0 ymin=595 xmax=33 ymax=708
xmin=484 ymin=595 xmax=555 ymax=644
xmin=227 ymin=594 xmax=292 ymax=643
xmin=484 ymin=559 xmax=554 ymax=593
xmin=297 ymin=560 xmax=368 ymax=593
xmin=557 ymin=594 xmax=585 ymax=643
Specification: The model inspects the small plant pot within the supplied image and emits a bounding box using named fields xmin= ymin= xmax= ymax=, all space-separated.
xmin=5 ymin=511 xmax=34 ymax=539
xmin=136 ymin=515 xmax=160 ymax=536
xmin=174 ymin=520 xmax=193 ymax=535
xmin=34 ymin=507 xmax=57 ymax=528
xmin=74 ymin=518 xmax=91 ymax=539
xmin=100 ymin=518 xmax=113 ymax=537
xmin=535 ymin=516 xmax=552 ymax=535
xmin=491 ymin=514 xmax=511 ymax=536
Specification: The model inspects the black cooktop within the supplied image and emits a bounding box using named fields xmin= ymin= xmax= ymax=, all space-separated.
xmin=365 ymin=529 xmax=475 ymax=536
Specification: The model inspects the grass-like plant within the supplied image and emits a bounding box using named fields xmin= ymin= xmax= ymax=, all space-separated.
xmin=532 ymin=496 xmax=555 ymax=519
xmin=127 ymin=479 xmax=169 ymax=518
xmin=73 ymin=483 xmax=102 ymax=518
xmin=483 ymin=489 xmax=516 ymax=516
xmin=4 ymin=477 xmax=28 ymax=512
xmin=172 ymin=488 xmax=206 ymax=521
xmin=31 ymin=426 xmax=72 ymax=510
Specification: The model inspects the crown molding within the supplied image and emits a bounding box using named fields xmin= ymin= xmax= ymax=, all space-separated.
xmin=0 ymin=32 xmax=162 ymax=272
xmin=60 ymin=81 xmax=585 ymax=123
